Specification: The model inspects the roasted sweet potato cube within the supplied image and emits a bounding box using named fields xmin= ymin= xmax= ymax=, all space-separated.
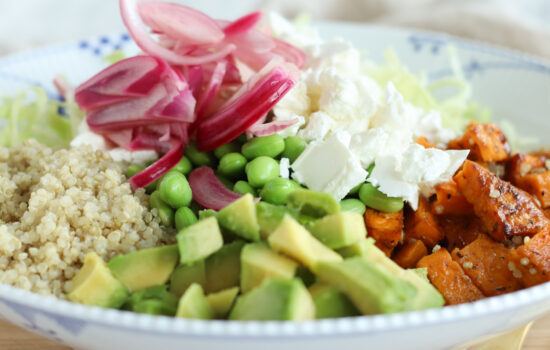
xmin=364 ymin=208 xmax=403 ymax=257
xmin=404 ymin=197 xmax=444 ymax=248
xmin=506 ymin=153 xmax=545 ymax=183
xmin=432 ymin=180 xmax=474 ymax=216
xmin=509 ymin=248 xmax=549 ymax=288
xmin=451 ymin=234 xmax=521 ymax=296
xmin=454 ymin=160 xmax=549 ymax=241
xmin=417 ymin=248 xmax=485 ymax=305
xmin=516 ymin=226 xmax=550 ymax=285
xmin=447 ymin=121 xmax=509 ymax=162
xmin=393 ymin=240 xmax=428 ymax=269
xmin=515 ymin=171 xmax=550 ymax=208
xmin=439 ymin=215 xmax=485 ymax=251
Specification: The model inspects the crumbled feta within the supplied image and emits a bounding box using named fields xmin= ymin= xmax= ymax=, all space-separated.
xmin=291 ymin=132 xmax=367 ymax=200
xmin=268 ymin=16 xmax=469 ymax=207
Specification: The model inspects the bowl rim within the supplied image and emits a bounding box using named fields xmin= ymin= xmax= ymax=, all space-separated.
xmin=1 ymin=22 xmax=550 ymax=339
xmin=1 ymin=279 xmax=550 ymax=338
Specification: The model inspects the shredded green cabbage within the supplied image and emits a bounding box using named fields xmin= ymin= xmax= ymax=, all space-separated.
xmin=0 ymin=87 xmax=82 ymax=148
xmin=366 ymin=48 xmax=491 ymax=132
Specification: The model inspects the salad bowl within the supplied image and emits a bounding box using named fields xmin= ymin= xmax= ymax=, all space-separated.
xmin=1 ymin=21 xmax=550 ymax=350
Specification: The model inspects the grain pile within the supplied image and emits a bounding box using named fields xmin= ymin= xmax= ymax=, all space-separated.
xmin=0 ymin=140 xmax=169 ymax=298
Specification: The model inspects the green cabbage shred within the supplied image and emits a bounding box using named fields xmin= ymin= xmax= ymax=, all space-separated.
xmin=0 ymin=87 xmax=83 ymax=148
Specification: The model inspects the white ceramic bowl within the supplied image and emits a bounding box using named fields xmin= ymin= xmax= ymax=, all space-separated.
xmin=1 ymin=22 xmax=550 ymax=350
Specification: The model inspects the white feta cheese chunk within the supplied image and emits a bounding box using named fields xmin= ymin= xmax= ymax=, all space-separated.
xmin=369 ymin=144 xmax=469 ymax=210
xmin=291 ymin=132 xmax=367 ymax=200
xmin=280 ymin=157 xmax=290 ymax=178
xmin=297 ymin=111 xmax=333 ymax=141
xmin=273 ymin=80 xmax=310 ymax=120
xmin=349 ymin=128 xmax=412 ymax=168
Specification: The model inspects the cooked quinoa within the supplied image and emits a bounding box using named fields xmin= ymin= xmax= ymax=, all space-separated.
xmin=0 ymin=140 xmax=170 ymax=298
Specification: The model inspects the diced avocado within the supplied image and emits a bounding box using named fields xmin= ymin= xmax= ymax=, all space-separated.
xmin=314 ymin=257 xmax=417 ymax=315
xmin=169 ymin=260 xmax=206 ymax=297
xmin=268 ymin=215 xmax=342 ymax=271
xmin=206 ymin=287 xmax=240 ymax=319
xmin=216 ymin=194 xmax=260 ymax=241
xmin=133 ymin=299 xmax=177 ymax=316
xmin=308 ymin=212 xmax=366 ymax=249
xmin=124 ymin=285 xmax=179 ymax=316
xmin=308 ymin=283 xmax=360 ymax=319
xmin=108 ymin=245 xmax=179 ymax=292
xmin=337 ymin=238 xmax=376 ymax=258
xmin=286 ymin=189 xmax=340 ymax=218
xmin=256 ymin=202 xmax=296 ymax=240
xmin=240 ymin=242 xmax=298 ymax=293
xmin=176 ymin=283 xmax=215 ymax=319
xmin=229 ymin=278 xmax=314 ymax=321
xmin=176 ymin=217 xmax=223 ymax=265
xmin=68 ymin=252 xmax=128 ymax=308
xmin=362 ymin=243 xmax=445 ymax=311
xmin=204 ymin=240 xmax=245 ymax=293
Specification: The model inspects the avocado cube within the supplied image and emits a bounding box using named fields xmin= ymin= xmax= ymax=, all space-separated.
xmin=206 ymin=287 xmax=240 ymax=319
xmin=107 ymin=245 xmax=179 ymax=292
xmin=337 ymin=238 xmax=376 ymax=258
xmin=176 ymin=217 xmax=223 ymax=265
xmin=176 ymin=283 xmax=215 ymax=319
xmin=204 ymin=240 xmax=245 ymax=293
xmin=286 ymin=189 xmax=340 ymax=218
xmin=133 ymin=299 xmax=177 ymax=316
xmin=309 ymin=283 xmax=359 ymax=319
xmin=241 ymin=242 xmax=298 ymax=293
xmin=268 ymin=215 xmax=342 ymax=271
xmin=362 ymin=243 xmax=445 ymax=311
xmin=314 ymin=257 xmax=417 ymax=315
xmin=124 ymin=285 xmax=179 ymax=312
xmin=216 ymin=194 xmax=260 ymax=242
xmin=229 ymin=278 xmax=314 ymax=321
xmin=308 ymin=212 xmax=366 ymax=249
xmin=67 ymin=252 xmax=128 ymax=309
xmin=169 ymin=260 xmax=206 ymax=297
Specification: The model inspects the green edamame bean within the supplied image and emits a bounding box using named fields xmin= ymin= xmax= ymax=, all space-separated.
xmin=260 ymin=178 xmax=300 ymax=205
xmin=217 ymin=153 xmax=247 ymax=180
xmin=282 ymin=136 xmax=307 ymax=163
xmin=245 ymin=156 xmax=280 ymax=188
xmin=214 ymin=141 xmax=241 ymax=159
xmin=185 ymin=142 xmax=215 ymax=167
xmin=242 ymin=135 xmax=285 ymax=160
xmin=175 ymin=207 xmax=198 ymax=231
xmin=233 ymin=181 xmax=257 ymax=196
xmin=158 ymin=171 xmax=193 ymax=209
xmin=149 ymin=191 xmax=174 ymax=227
xmin=216 ymin=175 xmax=234 ymax=190
xmin=358 ymin=183 xmax=404 ymax=213
xmin=340 ymin=198 xmax=366 ymax=215
xmin=172 ymin=156 xmax=193 ymax=175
